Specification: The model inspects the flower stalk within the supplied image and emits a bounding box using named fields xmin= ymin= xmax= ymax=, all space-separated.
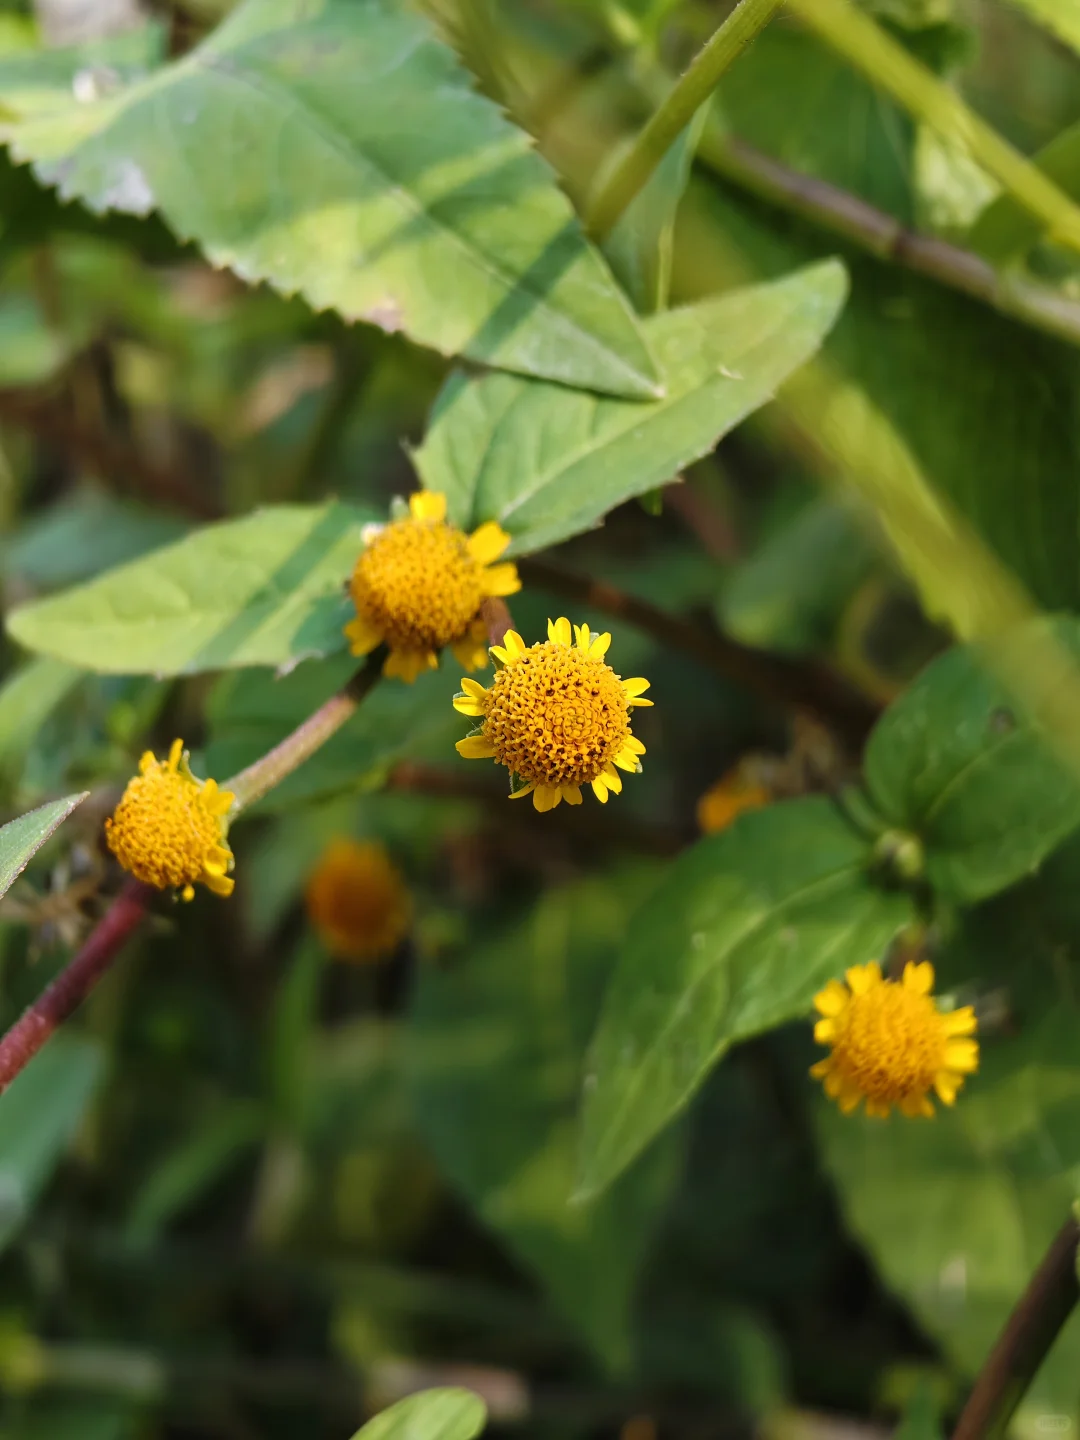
xmin=586 ymin=0 xmax=787 ymax=240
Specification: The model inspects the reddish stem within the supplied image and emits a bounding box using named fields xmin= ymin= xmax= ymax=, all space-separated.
xmin=0 ymin=878 xmax=152 ymax=1093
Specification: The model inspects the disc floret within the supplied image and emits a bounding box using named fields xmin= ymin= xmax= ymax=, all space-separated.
xmin=105 ymin=739 xmax=235 ymax=901
xmin=453 ymin=617 xmax=652 ymax=812
xmin=345 ymin=489 xmax=520 ymax=683
xmin=811 ymin=961 xmax=978 ymax=1118
xmin=305 ymin=838 xmax=411 ymax=963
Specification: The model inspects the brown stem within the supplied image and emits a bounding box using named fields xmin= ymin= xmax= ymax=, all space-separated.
xmin=700 ymin=133 xmax=1080 ymax=349
xmin=518 ymin=557 xmax=880 ymax=745
xmin=951 ymin=1213 xmax=1080 ymax=1440
xmin=0 ymin=878 xmax=152 ymax=1094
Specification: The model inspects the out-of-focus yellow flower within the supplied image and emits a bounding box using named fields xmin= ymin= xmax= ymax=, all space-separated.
xmin=305 ymin=838 xmax=411 ymax=963
xmin=696 ymin=765 xmax=770 ymax=834
xmin=345 ymin=490 xmax=520 ymax=683
xmin=454 ymin=617 xmax=652 ymax=812
xmin=811 ymin=961 xmax=978 ymax=1118
xmin=105 ymin=739 xmax=234 ymax=901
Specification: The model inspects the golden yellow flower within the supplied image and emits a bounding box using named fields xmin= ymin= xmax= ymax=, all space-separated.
xmin=453 ymin=617 xmax=652 ymax=812
xmin=697 ymin=766 xmax=770 ymax=835
xmin=811 ymin=961 xmax=978 ymax=1119
xmin=345 ymin=489 xmax=521 ymax=683
xmin=105 ymin=739 xmax=235 ymax=901
xmin=305 ymin=837 xmax=411 ymax=963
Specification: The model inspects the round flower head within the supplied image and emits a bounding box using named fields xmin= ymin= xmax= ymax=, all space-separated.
xmin=305 ymin=837 xmax=411 ymax=963
xmin=453 ymin=617 xmax=652 ymax=812
xmin=105 ymin=739 xmax=235 ymax=901
xmin=345 ymin=489 xmax=521 ymax=684
xmin=812 ymin=961 xmax=978 ymax=1119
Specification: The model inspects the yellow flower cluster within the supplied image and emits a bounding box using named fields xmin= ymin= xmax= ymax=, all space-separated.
xmin=305 ymin=838 xmax=411 ymax=963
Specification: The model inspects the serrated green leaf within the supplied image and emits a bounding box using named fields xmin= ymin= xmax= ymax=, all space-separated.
xmin=409 ymin=872 xmax=681 ymax=1371
xmin=577 ymin=799 xmax=912 ymax=1201
xmin=349 ymin=1389 xmax=486 ymax=1440
xmin=0 ymin=793 xmax=87 ymax=901
xmin=1 ymin=0 xmax=658 ymax=398
xmin=414 ymin=261 xmax=848 ymax=556
xmin=204 ymin=654 xmax=463 ymax=812
xmin=0 ymin=1034 xmax=104 ymax=1253
xmin=6 ymin=502 xmax=371 ymax=676
xmin=0 ymin=23 xmax=165 ymax=119
xmin=865 ymin=618 xmax=1080 ymax=904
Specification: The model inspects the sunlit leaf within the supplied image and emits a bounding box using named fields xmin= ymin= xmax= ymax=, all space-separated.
xmin=414 ymin=261 xmax=848 ymax=555
xmin=0 ymin=792 xmax=87 ymax=900
xmin=0 ymin=0 xmax=658 ymax=397
xmin=6 ymin=502 xmax=371 ymax=676
xmin=349 ymin=1389 xmax=487 ymax=1440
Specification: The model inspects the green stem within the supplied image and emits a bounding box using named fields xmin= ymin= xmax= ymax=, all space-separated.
xmin=787 ymin=0 xmax=1080 ymax=257
xmin=586 ymin=0 xmax=787 ymax=241
xmin=224 ymin=649 xmax=385 ymax=815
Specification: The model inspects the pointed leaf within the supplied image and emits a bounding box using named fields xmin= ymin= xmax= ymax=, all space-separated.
xmin=1 ymin=0 xmax=658 ymax=397
xmin=414 ymin=261 xmax=848 ymax=556
xmin=349 ymin=1390 xmax=487 ymax=1440
xmin=577 ymin=799 xmax=912 ymax=1201
xmin=0 ymin=792 xmax=87 ymax=901
xmin=6 ymin=502 xmax=371 ymax=675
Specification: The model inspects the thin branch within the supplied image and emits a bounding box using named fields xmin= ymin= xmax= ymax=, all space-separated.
xmin=699 ymin=133 xmax=1080 ymax=349
xmin=518 ymin=557 xmax=880 ymax=745
xmin=586 ymin=0 xmax=787 ymax=240
xmin=225 ymin=650 xmax=385 ymax=814
xmin=0 ymin=877 xmax=152 ymax=1094
xmin=951 ymin=1212 xmax=1080 ymax=1440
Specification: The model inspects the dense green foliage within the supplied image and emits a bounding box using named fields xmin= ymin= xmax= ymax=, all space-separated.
xmin=0 ymin=0 xmax=1079 ymax=1437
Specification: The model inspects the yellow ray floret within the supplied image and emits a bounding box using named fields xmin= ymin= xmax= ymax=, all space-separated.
xmin=344 ymin=489 xmax=521 ymax=682
xmin=811 ymin=960 xmax=978 ymax=1119
xmin=453 ymin=616 xmax=651 ymax=812
xmin=105 ymin=739 xmax=235 ymax=901
xmin=305 ymin=837 xmax=411 ymax=963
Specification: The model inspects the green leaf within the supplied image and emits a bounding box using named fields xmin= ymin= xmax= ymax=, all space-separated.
xmin=204 ymin=654 xmax=463 ymax=812
xmin=604 ymin=108 xmax=706 ymax=315
xmin=577 ymin=798 xmax=913 ymax=1201
xmin=414 ymin=261 xmax=848 ymax=556
xmin=1 ymin=0 xmax=658 ymax=398
xmin=6 ymin=502 xmax=370 ymax=676
xmin=0 ymin=658 xmax=82 ymax=779
xmin=0 ymin=23 xmax=165 ymax=120
xmin=864 ymin=618 xmax=1080 ymax=903
xmin=349 ymin=1390 xmax=487 ymax=1440
xmin=0 ymin=1035 xmax=104 ymax=1253
xmin=409 ymin=872 xmax=681 ymax=1371
xmin=0 ymin=793 xmax=87 ymax=901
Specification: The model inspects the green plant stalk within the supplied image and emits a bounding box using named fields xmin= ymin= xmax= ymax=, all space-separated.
xmin=787 ymin=0 xmax=1080 ymax=257
xmin=224 ymin=649 xmax=386 ymax=815
xmin=586 ymin=0 xmax=787 ymax=240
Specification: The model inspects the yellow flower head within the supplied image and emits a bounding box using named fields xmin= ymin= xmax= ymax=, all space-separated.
xmin=697 ymin=765 xmax=770 ymax=835
xmin=105 ymin=739 xmax=235 ymax=901
xmin=345 ymin=490 xmax=520 ymax=683
xmin=812 ymin=961 xmax=978 ymax=1119
xmin=453 ymin=617 xmax=652 ymax=812
xmin=305 ymin=837 xmax=411 ymax=964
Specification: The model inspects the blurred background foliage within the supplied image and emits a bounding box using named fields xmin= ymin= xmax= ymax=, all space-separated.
xmin=0 ymin=0 xmax=1078 ymax=1438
